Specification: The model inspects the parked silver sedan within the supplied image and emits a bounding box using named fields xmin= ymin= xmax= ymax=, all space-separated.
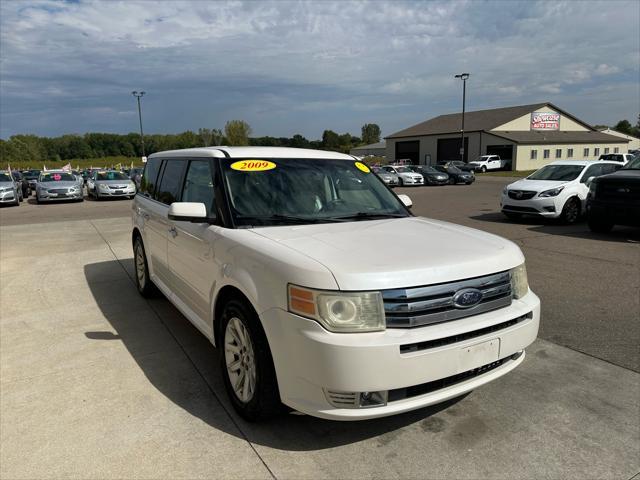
xmin=87 ymin=170 xmax=136 ymax=200
xmin=371 ymin=166 xmax=399 ymax=187
xmin=36 ymin=171 xmax=84 ymax=203
xmin=0 ymin=171 xmax=21 ymax=206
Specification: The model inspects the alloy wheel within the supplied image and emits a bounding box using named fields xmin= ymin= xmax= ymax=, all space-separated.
xmin=135 ymin=243 xmax=146 ymax=288
xmin=224 ymin=317 xmax=257 ymax=404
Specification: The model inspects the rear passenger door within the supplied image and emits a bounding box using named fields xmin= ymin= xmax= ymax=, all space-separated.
xmin=143 ymin=159 xmax=185 ymax=286
xmin=167 ymin=159 xmax=219 ymax=332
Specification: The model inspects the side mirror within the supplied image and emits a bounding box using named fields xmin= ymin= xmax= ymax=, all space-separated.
xmin=397 ymin=194 xmax=413 ymax=209
xmin=168 ymin=202 xmax=208 ymax=222
xmin=585 ymin=176 xmax=595 ymax=186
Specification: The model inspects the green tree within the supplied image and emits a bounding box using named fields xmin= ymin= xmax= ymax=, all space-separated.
xmin=613 ymin=120 xmax=633 ymax=135
xmin=224 ymin=120 xmax=252 ymax=146
xmin=290 ymin=134 xmax=310 ymax=149
xmin=321 ymin=130 xmax=340 ymax=150
xmin=211 ymin=128 xmax=224 ymax=146
xmin=361 ymin=123 xmax=381 ymax=145
xmin=198 ymin=128 xmax=213 ymax=147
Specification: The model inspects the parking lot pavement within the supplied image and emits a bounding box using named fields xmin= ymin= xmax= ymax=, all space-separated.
xmin=1 ymin=180 xmax=639 ymax=479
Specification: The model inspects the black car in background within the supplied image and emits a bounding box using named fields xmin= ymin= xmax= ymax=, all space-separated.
xmin=587 ymin=156 xmax=640 ymax=232
xmin=11 ymin=171 xmax=30 ymax=198
xmin=409 ymin=166 xmax=449 ymax=185
xmin=439 ymin=161 xmax=476 ymax=173
xmin=434 ymin=165 xmax=475 ymax=185
xmin=23 ymin=169 xmax=40 ymax=192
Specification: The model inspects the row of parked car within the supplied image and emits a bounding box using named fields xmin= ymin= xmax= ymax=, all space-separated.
xmin=0 ymin=167 xmax=142 ymax=206
xmin=372 ymin=162 xmax=476 ymax=187
xmin=500 ymin=157 xmax=639 ymax=232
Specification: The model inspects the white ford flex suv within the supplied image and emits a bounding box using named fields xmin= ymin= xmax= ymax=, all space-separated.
xmin=132 ymin=147 xmax=539 ymax=421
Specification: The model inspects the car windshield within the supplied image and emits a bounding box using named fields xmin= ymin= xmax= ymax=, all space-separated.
xmin=221 ymin=158 xmax=409 ymax=227
xmin=448 ymin=166 xmax=462 ymax=173
xmin=622 ymin=156 xmax=640 ymax=169
xmin=0 ymin=173 xmax=12 ymax=182
xmin=527 ymin=164 xmax=584 ymax=181
xmin=423 ymin=167 xmax=439 ymax=174
xmin=395 ymin=166 xmax=412 ymax=173
xmin=96 ymin=171 xmax=128 ymax=180
xmin=40 ymin=172 xmax=76 ymax=182
xmin=25 ymin=170 xmax=40 ymax=178
xmin=599 ymin=154 xmax=622 ymax=161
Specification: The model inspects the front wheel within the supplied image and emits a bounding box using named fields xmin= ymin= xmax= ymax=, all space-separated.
xmin=561 ymin=197 xmax=580 ymax=224
xmin=398 ymin=177 xmax=404 ymax=187
xmin=480 ymin=166 xmax=487 ymax=173
xmin=220 ymin=299 xmax=282 ymax=422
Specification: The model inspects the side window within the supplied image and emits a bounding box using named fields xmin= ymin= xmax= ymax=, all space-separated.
xmin=181 ymin=160 xmax=215 ymax=216
xmin=140 ymin=158 xmax=162 ymax=196
xmin=594 ymin=148 xmax=600 ymax=157
xmin=581 ymin=164 xmax=603 ymax=182
xmin=555 ymin=149 xmax=562 ymax=158
xmin=156 ymin=160 xmax=185 ymax=205
xmin=602 ymin=164 xmax=620 ymax=174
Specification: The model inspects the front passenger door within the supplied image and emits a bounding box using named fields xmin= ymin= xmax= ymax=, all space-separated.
xmin=167 ymin=159 xmax=219 ymax=332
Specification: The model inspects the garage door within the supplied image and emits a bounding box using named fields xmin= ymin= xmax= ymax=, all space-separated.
xmin=437 ymin=137 xmax=468 ymax=163
xmin=486 ymin=145 xmax=513 ymax=160
xmin=395 ymin=141 xmax=419 ymax=164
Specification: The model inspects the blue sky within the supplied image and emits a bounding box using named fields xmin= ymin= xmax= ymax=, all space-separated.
xmin=1 ymin=0 xmax=638 ymax=140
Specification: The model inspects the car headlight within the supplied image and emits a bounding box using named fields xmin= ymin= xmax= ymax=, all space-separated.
xmin=288 ymin=285 xmax=385 ymax=333
xmin=538 ymin=186 xmax=564 ymax=197
xmin=502 ymin=187 xmax=509 ymax=195
xmin=510 ymin=264 xmax=529 ymax=299
xmin=99 ymin=184 xmax=109 ymax=190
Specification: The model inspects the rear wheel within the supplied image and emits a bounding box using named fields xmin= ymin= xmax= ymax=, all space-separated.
xmin=220 ymin=298 xmax=282 ymax=422
xmin=133 ymin=236 xmax=158 ymax=297
xmin=560 ymin=197 xmax=580 ymax=224
xmin=588 ymin=215 xmax=614 ymax=233
xmin=398 ymin=177 xmax=404 ymax=187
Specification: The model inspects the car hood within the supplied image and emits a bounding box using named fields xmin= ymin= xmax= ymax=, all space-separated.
xmin=507 ymin=178 xmax=568 ymax=192
xmin=96 ymin=179 xmax=132 ymax=184
xmin=39 ymin=181 xmax=79 ymax=189
xmin=426 ymin=173 xmax=448 ymax=179
xmin=250 ymin=217 xmax=524 ymax=290
xmin=0 ymin=181 xmax=15 ymax=189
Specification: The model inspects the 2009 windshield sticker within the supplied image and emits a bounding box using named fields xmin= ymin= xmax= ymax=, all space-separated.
xmin=354 ymin=161 xmax=370 ymax=173
xmin=231 ymin=160 xmax=276 ymax=172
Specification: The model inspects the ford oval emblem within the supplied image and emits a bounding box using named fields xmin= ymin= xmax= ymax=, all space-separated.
xmin=452 ymin=288 xmax=483 ymax=309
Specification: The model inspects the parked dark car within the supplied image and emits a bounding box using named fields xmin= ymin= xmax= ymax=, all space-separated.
xmin=129 ymin=167 xmax=144 ymax=188
xmin=438 ymin=160 xmax=476 ymax=173
xmin=23 ymin=169 xmax=41 ymax=192
xmin=586 ymin=156 xmax=640 ymax=232
xmin=11 ymin=171 xmax=30 ymax=198
xmin=434 ymin=165 xmax=475 ymax=184
xmin=409 ymin=166 xmax=449 ymax=185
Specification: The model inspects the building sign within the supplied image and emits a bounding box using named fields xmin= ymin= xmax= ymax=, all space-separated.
xmin=531 ymin=112 xmax=560 ymax=130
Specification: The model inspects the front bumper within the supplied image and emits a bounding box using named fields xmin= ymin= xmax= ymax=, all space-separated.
xmin=501 ymin=193 xmax=561 ymax=218
xmin=0 ymin=190 xmax=17 ymax=203
xmin=37 ymin=191 xmax=83 ymax=201
xmin=97 ymin=187 xmax=136 ymax=197
xmin=588 ymin=200 xmax=640 ymax=227
xmin=261 ymin=290 xmax=540 ymax=420
xmin=401 ymin=176 xmax=424 ymax=186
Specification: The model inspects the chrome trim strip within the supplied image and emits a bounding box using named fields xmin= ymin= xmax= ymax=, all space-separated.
xmin=382 ymin=271 xmax=510 ymax=300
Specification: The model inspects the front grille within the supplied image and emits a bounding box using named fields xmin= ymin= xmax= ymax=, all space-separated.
xmin=508 ymin=190 xmax=537 ymax=200
xmin=108 ymin=185 xmax=128 ymax=190
xmin=388 ymin=355 xmax=515 ymax=402
xmin=48 ymin=188 xmax=69 ymax=194
xmin=382 ymin=271 xmax=512 ymax=328
xmin=599 ymin=183 xmax=640 ymax=202
xmin=400 ymin=312 xmax=532 ymax=354
xmin=324 ymin=391 xmax=358 ymax=408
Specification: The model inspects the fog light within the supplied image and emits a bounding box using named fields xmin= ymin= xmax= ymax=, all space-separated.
xmin=359 ymin=390 xmax=388 ymax=408
xmin=543 ymin=206 xmax=556 ymax=212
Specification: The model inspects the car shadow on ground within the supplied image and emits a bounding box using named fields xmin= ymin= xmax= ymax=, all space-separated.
xmin=84 ymin=260 xmax=466 ymax=451
xmin=470 ymin=212 xmax=640 ymax=243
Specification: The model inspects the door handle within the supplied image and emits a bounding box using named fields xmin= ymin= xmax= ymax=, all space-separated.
xmin=168 ymin=226 xmax=178 ymax=238
xmin=141 ymin=212 xmax=150 ymax=220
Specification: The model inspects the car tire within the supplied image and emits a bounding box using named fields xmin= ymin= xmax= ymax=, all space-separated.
xmin=587 ymin=215 xmax=614 ymax=233
xmin=398 ymin=178 xmax=404 ymax=187
xmin=448 ymin=177 xmax=456 ymax=185
xmin=36 ymin=194 xmax=41 ymax=204
xmin=480 ymin=166 xmax=487 ymax=173
xmin=465 ymin=181 xmax=472 ymax=185
xmin=133 ymin=236 xmax=158 ymax=298
xmin=503 ymin=211 xmax=523 ymax=221
xmin=560 ymin=197 xmax=580 ymax=224
xmin=220 ymin=298 xmax=282 ymax=422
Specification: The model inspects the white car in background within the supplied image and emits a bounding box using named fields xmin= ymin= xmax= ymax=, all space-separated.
xmin=598 ymin=153 xmax=634 ymax=165
xmin=468 ymin=155 xmax=506 ymax=172
xmin=501 ymin=160 xmax=622 ymax=223
xmin=382 ymin=165 xmax=424 ymax=186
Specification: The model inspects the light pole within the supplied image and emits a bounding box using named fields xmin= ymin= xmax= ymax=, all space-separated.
xmin=131 ymin=91 xmax=146 ymax=158
xmin=454 ymin=73 xmax=470 ymax=162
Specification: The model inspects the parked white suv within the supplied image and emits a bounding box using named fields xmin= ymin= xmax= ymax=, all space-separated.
xmin=468 ymin=155 xmax=506 ymax=172
xmin=501 ymin=160 xmax=622 ymax=223
xmin=132 ymin=147 xmax=539 ymax=421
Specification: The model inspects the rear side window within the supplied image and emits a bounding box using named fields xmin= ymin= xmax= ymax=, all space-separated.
xmin=140 ymin=158 xmax=162 ymax=196
xmin=156 ymin=160 xmax=185 ymax=205
xmin=181 ymin=160 xmax=215 ymax=216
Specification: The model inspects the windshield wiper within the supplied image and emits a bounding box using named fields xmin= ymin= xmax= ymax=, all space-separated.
xmin=326 ymin=212 xmax=408 ymax=221
xmin=235 ymin=214 xmax=338 ymax=225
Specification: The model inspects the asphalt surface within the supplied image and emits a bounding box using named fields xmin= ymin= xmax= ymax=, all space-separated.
xmin=1 ymin=178 xmax=639 ymax=479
